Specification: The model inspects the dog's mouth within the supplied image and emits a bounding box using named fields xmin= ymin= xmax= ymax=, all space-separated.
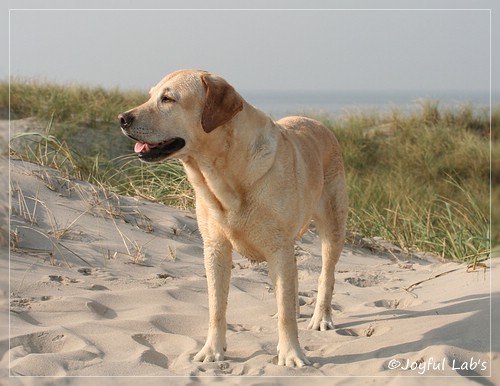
xmin=133 ymin=138 xmax=186 ymax=162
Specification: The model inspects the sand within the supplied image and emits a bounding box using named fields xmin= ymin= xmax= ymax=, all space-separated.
xmin=1 ymin=119 xmax=498 ymax=385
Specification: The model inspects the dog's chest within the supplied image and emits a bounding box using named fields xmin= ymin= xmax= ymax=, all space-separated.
xmin=230 ymin=236 xmax=267 ymax=263
xmin=215 ymin=211 xmax=268 ymax=263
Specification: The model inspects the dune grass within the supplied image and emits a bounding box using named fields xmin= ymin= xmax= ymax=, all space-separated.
xmin=331 ymin=102 xmax=493 ymax=261
xmin=4 ymin=80 xmax=496 ymax=262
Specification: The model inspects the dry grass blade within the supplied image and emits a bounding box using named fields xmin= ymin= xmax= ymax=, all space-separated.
xmin=13 ymin=225 xmax=70 ymax=268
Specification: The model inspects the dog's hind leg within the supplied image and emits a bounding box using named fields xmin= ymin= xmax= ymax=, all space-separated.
xmin=308 ymin=175 xmax=348 ymax=331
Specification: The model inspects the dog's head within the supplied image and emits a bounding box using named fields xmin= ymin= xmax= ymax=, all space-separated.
xmin=118 ymin=69 xmax=243 ymax=162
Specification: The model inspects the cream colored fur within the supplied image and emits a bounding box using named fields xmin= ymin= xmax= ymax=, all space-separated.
xmin=119 ymin=70 xmax=348 ymax=367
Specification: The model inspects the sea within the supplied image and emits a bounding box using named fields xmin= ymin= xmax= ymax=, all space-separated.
xmin=240 ymin=90 xmax=495 ymax=119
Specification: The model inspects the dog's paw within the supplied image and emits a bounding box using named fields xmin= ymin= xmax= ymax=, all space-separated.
xmin=193 ymin=342 xmax=226 ymax=363
xmin=276 ymin=344 xmax=311 ymax=367
xmin=308 ymin=311 xmax=335 ymax=331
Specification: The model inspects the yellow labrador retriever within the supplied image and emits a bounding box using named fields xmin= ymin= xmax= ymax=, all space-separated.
xmin=119 ymin=70 xmax=348 ymax=367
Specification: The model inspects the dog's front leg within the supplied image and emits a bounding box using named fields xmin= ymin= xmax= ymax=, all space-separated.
xmin=194 ymin=240 xmax=232 ymax=362
xmin=268 ymin=248 xmax=311 ymax=367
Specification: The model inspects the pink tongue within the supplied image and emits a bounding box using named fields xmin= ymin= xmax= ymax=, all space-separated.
xmin=134 ymin=140 xmax=173 ymax=154
xmin=134 ymin=142 xmax=148 ymax=153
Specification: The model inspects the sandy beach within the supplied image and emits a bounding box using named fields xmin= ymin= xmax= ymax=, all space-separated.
xmin=1 ymin=119 xmax=498 ymax=385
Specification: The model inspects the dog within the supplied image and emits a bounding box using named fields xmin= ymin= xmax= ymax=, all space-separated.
xmin=119 ymin=70 xmax=348 ymax=367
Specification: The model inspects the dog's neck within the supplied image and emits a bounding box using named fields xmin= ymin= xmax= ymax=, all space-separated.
xmin=181 ymin=102 xmax=280 ymax=214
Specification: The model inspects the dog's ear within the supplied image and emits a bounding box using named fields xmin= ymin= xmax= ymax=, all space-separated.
xmin=201 ymin=74 xmax=243 ymax=133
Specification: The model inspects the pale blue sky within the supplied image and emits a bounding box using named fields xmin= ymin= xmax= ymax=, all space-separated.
xmin=3 ymin=0 xmax=499 ymax=100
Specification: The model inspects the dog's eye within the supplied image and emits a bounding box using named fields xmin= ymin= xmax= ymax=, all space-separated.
xmin=161 ymin=95 xmax=175 ymax=103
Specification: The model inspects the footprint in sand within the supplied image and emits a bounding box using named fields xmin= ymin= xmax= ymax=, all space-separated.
xmin=370 ymin=297 xmax=420 ymax=310
xmin=298 ymin=291 xmax=317 ymax=306
xmin=336 ymin=324 xmax=390 ymax=337
xmin=78 ymin=267 xmax=118 ymax=282
xmin=228 ymin=323 xmax=263 ymax=333
xmin=47 ymin=275 xmax=81 ymax=284
xmin=9 ymin=329 xmax=102 ymax=376
xmin=78 ymin=267 xmax=92 ymax=276
xmin=344 ymin=274 xmax=382 ymax=288
xmin=85 ymin=300 xmax=117 ymax=319
xmin=11 ymin=331 xmax=72 ymax=354
xmin=131 ymin=332 xmax=198 ymax=371
xmin=86 ymin=284 xmax=110 ymax=291
xmin=131 ymin=334 xmax=169 ymax=369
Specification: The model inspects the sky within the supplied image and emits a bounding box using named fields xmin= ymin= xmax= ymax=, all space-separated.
xmin=3 ymin=0 xmax=499 ymax=100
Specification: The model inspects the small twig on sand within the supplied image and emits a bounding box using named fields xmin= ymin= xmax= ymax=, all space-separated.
xmin=404 ymin=266 xmax=465 ymax=292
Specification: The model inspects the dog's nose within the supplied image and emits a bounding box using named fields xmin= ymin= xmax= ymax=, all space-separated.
xmin=118 ymin=112 xmax=134 ymax=128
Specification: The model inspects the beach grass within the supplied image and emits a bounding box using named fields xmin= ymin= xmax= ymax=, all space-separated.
xmin=3 ymin=80 xmax=496 ymax=262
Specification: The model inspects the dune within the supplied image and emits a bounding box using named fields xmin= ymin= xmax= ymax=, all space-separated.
xmin=1 ymin=118 xmax=498 ymax=385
